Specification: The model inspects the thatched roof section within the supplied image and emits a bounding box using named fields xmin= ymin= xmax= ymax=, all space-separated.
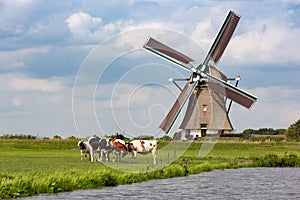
xmin=179 ymin=66 xmax=233 ymax=131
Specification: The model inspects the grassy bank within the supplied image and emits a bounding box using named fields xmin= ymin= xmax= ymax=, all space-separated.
xmin=0 ymin=138 xmax=299 ymax=199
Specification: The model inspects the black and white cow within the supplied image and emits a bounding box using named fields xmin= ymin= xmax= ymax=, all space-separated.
xmin=77 ymin=140 xmax=90 ymax=160
xmin=126 ymin=140 xmax=158 ymax=164
xmin=87 ymin=135 xmax=111 ymax=162
xmin=98 ymin=137 xmax=111 ymax=162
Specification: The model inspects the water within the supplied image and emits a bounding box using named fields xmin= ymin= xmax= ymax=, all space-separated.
xmin=21 ymin=168 xmax=299 ymax=200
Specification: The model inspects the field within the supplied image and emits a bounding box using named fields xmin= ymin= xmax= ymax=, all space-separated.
xmin=0 ymin=138 xmax=299 ymax=198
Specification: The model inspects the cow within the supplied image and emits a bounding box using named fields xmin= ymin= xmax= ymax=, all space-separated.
xmin=77 ymin=140 xmax=90 ymax=160
xmin=109 ymin=138 xmax=128 ymax=162
xmin=88 ymin=135 xmax=111 ymax=162
xmin=126 ymin=140 xmax=158 ymax=164
xmin=98 ymin=137 xmax=111 ymax=162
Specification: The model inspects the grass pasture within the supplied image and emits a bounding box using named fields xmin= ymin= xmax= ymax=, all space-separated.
xmin=0 ymin=138 xmax=299 ymax=198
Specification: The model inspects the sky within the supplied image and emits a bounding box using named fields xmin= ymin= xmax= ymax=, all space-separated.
xmin=0 ymin=0 xmax=299 ymax=138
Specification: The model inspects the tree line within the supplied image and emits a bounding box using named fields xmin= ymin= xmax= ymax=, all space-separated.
xmin=242 ymin=118 xmax=300 ymax=141
xmin=1 ymin=119 xmax=299 ymax=142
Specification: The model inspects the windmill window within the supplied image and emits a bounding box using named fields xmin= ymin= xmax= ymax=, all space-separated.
xmin=200 ymin=124 xmax=207 ymax=129
xmin=193 ymin=87 xmax=198 ymax=94
xmin=202 ymin=105 xmax=208 ymax=112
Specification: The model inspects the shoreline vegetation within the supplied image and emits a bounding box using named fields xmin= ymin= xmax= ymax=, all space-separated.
xmin=0 ymin=136 xmax=299 ymax=199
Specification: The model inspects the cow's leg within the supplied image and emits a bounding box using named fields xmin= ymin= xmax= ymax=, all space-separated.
xmin=99 ymin=150 xmax=103 ymax=162
xmin=105 ymin=150 xmax=109 ymax=162
xmin=80 ymin=150 xmax=83 ymax=160
xmin=100 ymin=149 xmax=107 ymax=162
xmin=112 ymin=150 xmax=116 ymax=162
xmin=90 ymin=150 xmax=95 ymax=162
xmin=87 ymin=152 xmax=91 ymax=161
xmin=106 ymin=150 xmax=110 ymax=162
xmin=98 ymin=150 xmax=102 ymax=162
xmin=131 ymin=152 xmax=134 ymax=162
xmin=152 ymin=150 xmax=157 ymax=165
xmin=131 ymin=151 xmax=137 ymax=163
xmin=115 ymin=151 xmax=118 ymax=162
xmin=119 ymin=151 xmax=122 ymax=162
xmin=82 ymin=150 xmax=88 ymax=160
xmin=116 ymin=151 xmax=120 ymax=162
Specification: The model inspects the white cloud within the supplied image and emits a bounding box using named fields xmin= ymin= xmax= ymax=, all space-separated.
xmin=0 ymin=0 xmax=35 ymax=36
xmin=95 ymin=82 xmax=177 ymax=136
xmin=283 ymin=0 xmax=300 ymax=6
xmin=0 ymin=73 xmax=66 ymax=92
xmin=103 ymin=23 xmax=117 ymax=32
xmin=10 ymin=78 xmax=63 ymax=92
xmin=0 ymin=47 xmax=49 ymax=70
xmin=0 ymin=73 xmax=75 ymax=137
xmin=11 ymin=97 xmax=22 ymax=106
xmin=251 ymin=86 xmax=300 ymax=102
xmin=122 ymin=21 xmax=170 ymax=32
xmin=99 ymin=83 xmax=164 ymax=108
xmin=66 ymin=11 xmax=102 ymax=37
xmin=65 ymin=11 xmax=120 ymax=43
xmin=1 ymin=0 xmax=33 ymax=6
xmin=227 ymin=20 xmax=300 ymax=66
xmin=72 ymin=78 xmax=179 ymax=137
xmin=230 ymin=86 xmax=300 ymax=131
xmin=191 ymin=20 xmax=216 ymax=51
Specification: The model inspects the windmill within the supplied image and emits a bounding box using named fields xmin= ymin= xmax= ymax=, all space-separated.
xmin=143 ymin=11 xmax=257 ymax=137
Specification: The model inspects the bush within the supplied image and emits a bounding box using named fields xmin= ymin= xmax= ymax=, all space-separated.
xmin=159 ymin=135 xmax=172 ymax=141
xmin=173 ymin=131 xmax=182 ymax=140
xmin=252 ymin=153 xmax=299 ymax=167
xmin=286 ymin=119 xmax=300 ymax=142
xmin=249 ymin=136 xmax=285 ymax=143
xmin=53 ymin=135 xmax=62 ymax=140
xmin=242 ymin=128 xmax=286 ymax=139
xmin=0 ymin=134 xmax=37 ymax=140
xmin=133 ymin=135 xmax=154 ymax=140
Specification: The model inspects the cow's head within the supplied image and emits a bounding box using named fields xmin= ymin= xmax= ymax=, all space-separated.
xmin=125 ymin=142 xmax=135 ymax=152
xmin=77 ymin=141 xmax=86 ymax=150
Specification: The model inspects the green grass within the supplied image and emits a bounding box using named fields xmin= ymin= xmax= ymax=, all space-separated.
xmin=0 ymin=138 xmax=299 ymax=198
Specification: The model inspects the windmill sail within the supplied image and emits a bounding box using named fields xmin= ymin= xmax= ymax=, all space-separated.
xmin=143 ymin=37 xmax=194 ymax=71
xmin=159 ymin=82 xmax=198 ymax=133
xmin=202 ymin=11 xmax=240 ymax=67
xmin=205 ymin=73 xmax=257 ymax=109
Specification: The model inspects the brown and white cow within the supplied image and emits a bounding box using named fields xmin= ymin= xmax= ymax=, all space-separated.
xmin=126 ymin=140 xmax=158 ymax=164
xmin=109 ymin=138 xmax=128 ymax=162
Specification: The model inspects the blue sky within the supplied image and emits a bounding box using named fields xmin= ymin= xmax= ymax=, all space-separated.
xmin=0 ymin=0 xmax=299 ymax=138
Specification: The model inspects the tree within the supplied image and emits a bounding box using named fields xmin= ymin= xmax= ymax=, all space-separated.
xmin=286 ymin=119 xmax=300 ymax=142
xmin=160 ymin=135 xmax=172 ymax=141
xmin=53 ymin=135 xmax=62 ymax=140
xmin=173 ymin=131 xmax=182 ymax=140
xmin=242 ymin=129 xmax=254 ymax=139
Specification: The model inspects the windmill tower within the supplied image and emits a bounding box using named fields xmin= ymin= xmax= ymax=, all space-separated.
xmin=143 ymin=11 xmax=257 ymax=137
xmin=179 ymin=66 xmax=234 ymax=139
